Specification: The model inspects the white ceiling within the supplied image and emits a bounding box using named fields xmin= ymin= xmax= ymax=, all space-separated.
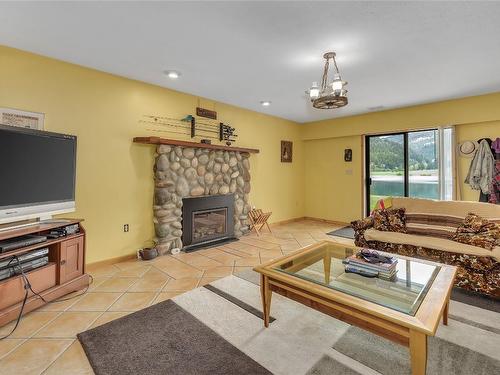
xmin=1 ymin=1 xmax=500 ymax=123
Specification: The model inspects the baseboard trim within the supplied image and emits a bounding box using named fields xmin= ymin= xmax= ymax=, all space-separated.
xmin=302 ymin=216 xmax=350 ymax=226
xmin=269 ymin=216 xmax=350 ymax=227
xmin=269 ymin=217 xmax=306 ymax=226
xmin=86 ymin=253 xmax=137 ymax=269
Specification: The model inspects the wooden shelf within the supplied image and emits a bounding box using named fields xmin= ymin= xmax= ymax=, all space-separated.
xmin=0 ymin=233 xmax=84 ymax=260
xmin=0 ymin=219 xmax=82 ymax=242
xmin=133 ymin=137 xmax=260 ymax=154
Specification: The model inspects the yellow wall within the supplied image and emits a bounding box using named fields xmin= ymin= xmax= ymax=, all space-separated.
xmin=0 ymin=45 xmax=304 ymax=264
xmin=2 ymin=44 xmax=499 ymax=263
xmin=304 ymin=136 xmax=362 ymax=223
xmin=302 ymin=93 xmax=500 ymax=223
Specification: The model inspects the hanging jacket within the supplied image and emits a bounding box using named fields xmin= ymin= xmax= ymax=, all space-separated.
xmin=465 ymin=139 xmax=494 ymax=194
xmin=489 ymin=141 xmax=500 ymax=204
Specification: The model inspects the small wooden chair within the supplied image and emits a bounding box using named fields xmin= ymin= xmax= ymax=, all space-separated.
xmin=248 ymin=208 xmax=273 ymax=236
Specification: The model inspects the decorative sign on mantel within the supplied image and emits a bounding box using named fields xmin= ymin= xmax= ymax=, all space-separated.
xmin=196 ymin=107 xmax=217 ymax=120
xmin=140 ymin=111 xmax=237 ymax=146
xmin=0 ymin=107 xmax=44 ymax=130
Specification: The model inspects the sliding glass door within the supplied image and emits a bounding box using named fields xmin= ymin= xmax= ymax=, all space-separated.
xmin=408 ymin=130 xmax=439 ymax=200
xmin=366 ymin=133 xmax=406 ymax=212
xmin=366 ymin=129 xmax=450 ymax=215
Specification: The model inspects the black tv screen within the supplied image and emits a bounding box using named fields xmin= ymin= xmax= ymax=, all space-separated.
xmin=0 ymin=125 xmax=77 ymax=209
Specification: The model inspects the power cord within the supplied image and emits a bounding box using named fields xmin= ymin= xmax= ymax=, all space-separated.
xmin=49 ymin=274 xmax=94 ymax=302
xmin=0 ymin=258 xmax=93 ymax=340
xmin=0 ymin=255 xmax=47 ymax=340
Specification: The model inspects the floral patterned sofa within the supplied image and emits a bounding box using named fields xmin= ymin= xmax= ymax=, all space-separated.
xmin=351 ymin=197 xmax=500 ymax=298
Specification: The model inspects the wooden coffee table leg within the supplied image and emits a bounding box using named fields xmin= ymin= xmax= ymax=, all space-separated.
xmin=409 ymin=330 xmax=427 ymax=375
xmin=260 ymin=275 xmax=272 ymax=327
xmin=324 ymin=251 xmax=331 ymax=284
xmin=443 ymin=300 xmax=449 ymax=325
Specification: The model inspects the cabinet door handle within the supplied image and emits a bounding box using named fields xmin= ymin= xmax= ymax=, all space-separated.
xmin=60 ymin=260 xmax=66 ymax=266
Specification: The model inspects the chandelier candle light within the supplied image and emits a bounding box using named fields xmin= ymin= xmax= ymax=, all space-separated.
xmin=308 ymin=52 xmax=348 ymax=109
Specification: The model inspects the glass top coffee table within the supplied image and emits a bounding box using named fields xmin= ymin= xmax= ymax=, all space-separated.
xmin=254 ymin=240 xmax=457 ymax=375
xmin=273 ymin=241 xmax=440 ymax=316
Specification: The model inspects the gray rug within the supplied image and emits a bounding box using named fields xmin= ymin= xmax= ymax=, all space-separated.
xmin=307 ymin=355 xmax=361 ymax=375
xmin=451 ymin=287 xmax=500 ymax=312
xmin=326 ymin=226 xmax=355 ymax=239
xmin=232 ymin=269 xmax=499 ymax=374
xmin=331 ymin=326 xmax=500 ymax=375
xmin=77 ymin=299 xmax=272 ymax=375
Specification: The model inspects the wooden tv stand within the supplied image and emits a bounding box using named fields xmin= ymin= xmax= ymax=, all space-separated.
xmin=0 ymin=219 xmax=89 ymax=327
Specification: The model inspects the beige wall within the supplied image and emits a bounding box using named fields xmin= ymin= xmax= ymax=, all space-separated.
xmin=0 ymin=45 xmax=304 ymax=263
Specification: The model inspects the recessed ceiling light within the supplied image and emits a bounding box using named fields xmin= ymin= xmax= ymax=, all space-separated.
xmin=164 ymin=70 xmax=181 ymax=79
xmin=260 ymin=101 xmax=271 ymax=107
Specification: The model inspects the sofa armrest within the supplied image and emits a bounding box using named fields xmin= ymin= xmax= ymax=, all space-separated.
xmin=350 ymin=217 xmax=374 ymax=247
xmin=351 ymin=217 xmax=374 ymax=232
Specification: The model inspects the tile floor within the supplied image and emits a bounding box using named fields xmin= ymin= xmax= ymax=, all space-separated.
xmin=0 ymin=219 xmax=351 ymax=375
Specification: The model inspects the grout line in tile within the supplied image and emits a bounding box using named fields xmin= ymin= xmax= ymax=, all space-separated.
xmin=0 ymin=338 xmax=28 ymax=360
xmin=17 ymin=311 xmax=65 ymax=340
xmin=150 ymin=265 xmax=177 ymax=280
xmin=164 ymin=255 xmax=205 ymax=272
xmin=39 ymin=338 xmax=77 ymax=375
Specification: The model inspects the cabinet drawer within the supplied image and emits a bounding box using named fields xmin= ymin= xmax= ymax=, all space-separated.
xmin=0 ymin=263 xmax=56 ymax=310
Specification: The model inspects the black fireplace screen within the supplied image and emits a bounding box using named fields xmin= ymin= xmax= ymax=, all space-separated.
xmin=193 ymin=208 xmax=227 ymax=242
xmin=182 ymin=194 xmax=235 ymax=251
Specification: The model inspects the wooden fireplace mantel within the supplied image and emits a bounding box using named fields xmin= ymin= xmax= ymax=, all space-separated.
xmin=133 ymin=137 xmax=260 ymax=154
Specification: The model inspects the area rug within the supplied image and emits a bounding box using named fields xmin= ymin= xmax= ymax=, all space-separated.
xmin=330 ymin=326 xmax=499 ymax=375
xmin=79 ymin=273 xmax=500 ymax=375
xmin=326 ymin=226 xmax=355 ymax=239
xmin=218 ymin=273 xmax=499 ymax=374
xmin=77 ymin=299 xmax=271 ymax=375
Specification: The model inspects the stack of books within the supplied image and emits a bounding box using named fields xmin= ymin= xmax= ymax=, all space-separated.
xmin=342 ymin=252 xmax=398 ymax=281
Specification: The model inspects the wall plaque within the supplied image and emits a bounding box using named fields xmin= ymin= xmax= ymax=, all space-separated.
xmin=196 ymin=107 xmax=217 ymax=120
xmin=0 ymin=107 xmax=44 ymax=130
xmin=281 ymin=141 xmax=293 ymax=163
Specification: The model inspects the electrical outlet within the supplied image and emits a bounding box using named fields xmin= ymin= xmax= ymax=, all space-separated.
xmin=124 ymin=224 xmax=129 ymax=232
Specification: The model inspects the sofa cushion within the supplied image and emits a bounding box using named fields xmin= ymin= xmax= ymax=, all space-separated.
xmin=452 ymin=213 xmax=500 ymax=250
xmin=390 ymin=197 xmax=500 ymax=239
xmin=372 ymin=208 xmax=407 ymax=233
xmin=391 ymin=197 xmax=500 ymax=221
xmin=364 ymin=228 xmax=500 ymax=261
xmin=404 ymin=213 xmax=463 ymax=239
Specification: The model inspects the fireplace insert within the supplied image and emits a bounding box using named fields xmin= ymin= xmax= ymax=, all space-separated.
xmin=182 ymin=194 xmax=236 ymax=251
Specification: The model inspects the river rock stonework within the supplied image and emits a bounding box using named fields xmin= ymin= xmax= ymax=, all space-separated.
xmin=153 ymin=145 xmax=252 ymax=254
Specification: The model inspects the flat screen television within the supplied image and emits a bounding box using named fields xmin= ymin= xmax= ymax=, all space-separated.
xmin=0 ymin=124 xmax=77 ymax=225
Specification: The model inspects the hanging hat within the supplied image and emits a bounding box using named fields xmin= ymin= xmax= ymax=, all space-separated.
xmin=458 ymin=140 xmax=479 ymax=158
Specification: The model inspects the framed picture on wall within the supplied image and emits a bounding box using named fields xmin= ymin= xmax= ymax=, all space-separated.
xmin=281 ymin=140 xmax=293 ymax=162
xmin=0 ymin=107 xmax=45 ymax=130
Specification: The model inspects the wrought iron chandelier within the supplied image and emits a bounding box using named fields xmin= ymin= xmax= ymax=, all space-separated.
xmin=307 ymin=52 xmax=348 ymax=109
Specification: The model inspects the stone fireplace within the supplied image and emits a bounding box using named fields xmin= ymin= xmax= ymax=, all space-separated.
xmin=151 ymin=143 xmax=253 ymax=255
